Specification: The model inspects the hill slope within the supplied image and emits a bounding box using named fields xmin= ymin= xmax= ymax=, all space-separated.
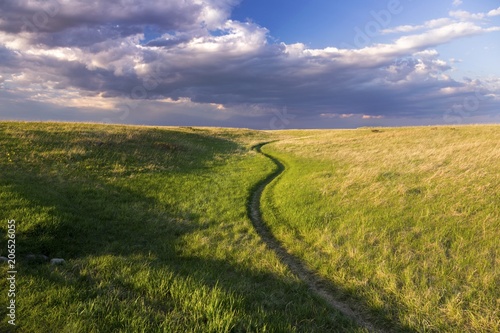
xmin=261 ymin=126 xmax=500 ymax=332
xmin=1 ymin=122 xmax=498 ymax=332
xmin=0 ymin=122 xmax=360 ymax=332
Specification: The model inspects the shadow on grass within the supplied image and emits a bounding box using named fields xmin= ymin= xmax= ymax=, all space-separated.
xmin=1 ymin=128 xmax=241 ymax=258
xmin=0 ymin=127 xmax=411 ymax=332
xmin=0 ymin=128 xmax=362 ymax=332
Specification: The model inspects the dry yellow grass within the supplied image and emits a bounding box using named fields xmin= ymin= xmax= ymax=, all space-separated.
xmin=262 ymin=125 xmax=500 ymax=332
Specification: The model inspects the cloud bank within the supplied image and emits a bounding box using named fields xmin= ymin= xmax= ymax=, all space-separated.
xmin=0 ymin=0 xmax=499 ymax=128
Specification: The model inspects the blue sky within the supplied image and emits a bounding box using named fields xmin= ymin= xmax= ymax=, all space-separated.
xmin=1 ymin=0 xmax=499 ymax=128
xmin=232 ymin=1 xmax=500 ymax=77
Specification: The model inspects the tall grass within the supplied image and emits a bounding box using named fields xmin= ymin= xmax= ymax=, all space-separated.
xmin=3 ymin=122 xmax=497 ymax=332
xmin=0 ymin=122 xmax=362 ymax=332
xmin=261 ymin=126 xmax=500 ymax=332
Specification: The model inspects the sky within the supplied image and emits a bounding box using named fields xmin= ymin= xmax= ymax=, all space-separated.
xmin=0 ymin=0 xmax=500 ymax=129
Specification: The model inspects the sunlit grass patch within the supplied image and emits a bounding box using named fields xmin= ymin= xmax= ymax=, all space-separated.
xmin=261 ymin=125 xmax=500 ymax=332
xmin=0 ymin=122 xmax=361 ymax=332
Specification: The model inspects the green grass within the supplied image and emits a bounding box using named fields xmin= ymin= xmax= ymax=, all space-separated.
xmin=0 ymin=122 xmax=362 ymax=332
xmin=261 ymin=126 xmax=500 ymax=332
xmin=1 ymin=122 xmax=498 ymax=332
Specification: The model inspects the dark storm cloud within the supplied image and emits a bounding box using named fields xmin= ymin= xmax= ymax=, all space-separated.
xmin=0 ymin=0 xmax=203 ymax=34
xmin=33 ymin=25 xmax=144 ymax=48
xmin=0 ymin=45 xmax=18 ymax=67
xmin=0 ymin=0 xmax=499 ymax=127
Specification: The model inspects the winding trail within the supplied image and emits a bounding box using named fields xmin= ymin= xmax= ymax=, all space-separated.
xmin=247 ymin=142 xmax=379 ymax=332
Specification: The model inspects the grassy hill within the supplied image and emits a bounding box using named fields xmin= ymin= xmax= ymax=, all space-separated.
xmin=0 ymin=122 xmax=498 ymax=332
xmin=0 ymin=122 xmax=359 ymax=332
xmin=261 ymin=126 xmax=500 ymax=332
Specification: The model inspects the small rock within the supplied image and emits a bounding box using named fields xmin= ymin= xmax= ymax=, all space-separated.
xmin=50 ymin=258 xmax=65 ymax=265
xmin=0 ymin=256 xmax=8 ymax=262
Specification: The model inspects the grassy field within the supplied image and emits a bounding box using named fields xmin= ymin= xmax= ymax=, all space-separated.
xmin=0 ymin=122 xmax=498 ymax=332
xmin=0 ymin=122 xmax=361 ymax=332
xmin=261 ymin=126 xmax=500 ymax=332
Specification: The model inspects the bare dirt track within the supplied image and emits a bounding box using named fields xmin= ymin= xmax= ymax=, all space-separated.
xmin=247 ymin=142 xmax=381 ymax=333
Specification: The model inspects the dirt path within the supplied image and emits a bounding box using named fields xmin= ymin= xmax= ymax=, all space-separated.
xmin=247 ymin=142 xmax=380 ymax=332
